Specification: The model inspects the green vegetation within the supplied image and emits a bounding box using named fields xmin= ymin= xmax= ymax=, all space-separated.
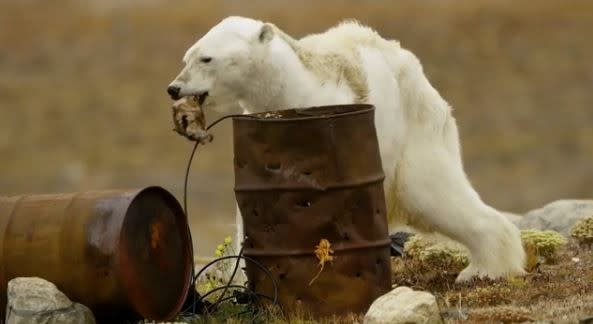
xmin=521 ymin=229 xmax=567 ymax=264
xmin=402 ymin=229 xmax=567 ymax=275
xmin=404 ymin=234 xmax=469 ymax=272
xmin=571 ymin=216 xmax=593 ymax=246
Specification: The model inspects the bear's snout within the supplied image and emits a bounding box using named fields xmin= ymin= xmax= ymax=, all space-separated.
xmin=167 ymin=85 xmax=181 ymax=100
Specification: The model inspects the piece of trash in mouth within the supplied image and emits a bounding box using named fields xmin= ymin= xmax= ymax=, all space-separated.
xmin=171 ymin=96 xmax=213 ymax=144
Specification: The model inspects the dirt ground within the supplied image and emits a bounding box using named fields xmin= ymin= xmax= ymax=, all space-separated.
xmin=391 ymin=242 xmax=593 ymax=323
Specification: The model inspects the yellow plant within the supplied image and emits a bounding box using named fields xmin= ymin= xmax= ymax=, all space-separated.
xmin=570 ymin=216 xmax=593 ymax=246
xmin=521 ymin=229 xmax=567 ymax=263
xmin=309 ymin=239 xmax=335 ymax=285
xmin=196 ymin=235 xmax=238 ymax=299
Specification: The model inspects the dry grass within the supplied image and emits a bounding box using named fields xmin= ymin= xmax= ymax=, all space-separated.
xmin=392 ymin=242 xmax=593 ymax=323
xmin=1 ymin=0 xmax=593 ymax=256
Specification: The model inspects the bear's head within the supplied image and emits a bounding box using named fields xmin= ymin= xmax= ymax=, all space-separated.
xmin=167 ymin=16 xmax=275 ymax=112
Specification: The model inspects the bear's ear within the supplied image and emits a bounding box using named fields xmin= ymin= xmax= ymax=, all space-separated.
xmin=258 ymin=23 xmax=274 ymax=43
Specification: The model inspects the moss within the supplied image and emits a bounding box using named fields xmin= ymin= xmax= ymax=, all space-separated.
xmin=404 ymin=234 xmax=469 ymax=273
xmin=402 ymin=230 xmax=567 ymax=275
xmin=520 ymin=229 xmax=567 ymax=264
xmin=417 ymin=245 xmax=469 ymax=270
xmin=570 ymin=216 xmax=593 ymax=246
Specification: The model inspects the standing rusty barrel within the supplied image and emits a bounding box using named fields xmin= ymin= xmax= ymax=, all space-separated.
xmin=232 ymin=104 xmax=392 ymax=317
xmin=0 ymin=186 xmax=192 ymax=321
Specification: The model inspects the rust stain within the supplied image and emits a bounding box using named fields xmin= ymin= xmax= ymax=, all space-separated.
xmin=150 ymin=219 xmax=163 ymax=250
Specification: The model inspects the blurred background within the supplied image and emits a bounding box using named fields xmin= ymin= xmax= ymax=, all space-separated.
xmin=1 ymin=0 xmax=592 ymax=260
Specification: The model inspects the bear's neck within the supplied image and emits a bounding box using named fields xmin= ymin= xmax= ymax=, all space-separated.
xmin=239 ymin=37 xmax=352 ymax=113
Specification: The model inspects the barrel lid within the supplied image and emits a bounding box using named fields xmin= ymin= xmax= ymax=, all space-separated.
xmin=116 ymin=186 xmax=192 ymax=321
xmin=233 ymin=104 xmax=375 ymax=122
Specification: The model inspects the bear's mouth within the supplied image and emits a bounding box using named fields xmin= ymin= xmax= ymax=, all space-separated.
xmin=195 ymin=92 xmax=208 ymax=106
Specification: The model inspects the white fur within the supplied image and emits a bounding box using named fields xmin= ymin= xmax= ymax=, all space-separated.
xmin=169 ymin=16 xmax=526 ymax=282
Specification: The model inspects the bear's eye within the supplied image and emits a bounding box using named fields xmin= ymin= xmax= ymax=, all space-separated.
xmin=200 ymin=57 xmax=213 ymax=63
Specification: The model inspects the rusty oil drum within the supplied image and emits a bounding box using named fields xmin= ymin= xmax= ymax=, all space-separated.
xmin=0 ymin=186 xmax=192 ymax=321
xmin=232 ymin=104 xmax=392 ymax=317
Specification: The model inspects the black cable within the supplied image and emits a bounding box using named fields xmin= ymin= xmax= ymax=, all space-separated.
xmin=210 ymin=245 xmax=244 ymax=311
xmin=192 ymin=254 xmax=279 ymax=308
xmin=180 ymin=253 xmax=280 ymax=316
xmin=179 ymin=113 xmax=279 ymax=320
xmin=205 ymin=114 xmax=258 ymax=131
xmin=181 ymin=114 xmax=246 ymax=314
xmin=182 ymin=140 xmax=199 ymax=313
xmin=198 ymin=284 xmax=249 ymax=301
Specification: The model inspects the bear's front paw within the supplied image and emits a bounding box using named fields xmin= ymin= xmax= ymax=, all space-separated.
xmin=455 ymin=266 xmax=481 ymax=283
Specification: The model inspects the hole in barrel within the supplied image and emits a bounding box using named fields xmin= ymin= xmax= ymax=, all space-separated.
xmin=302 ymin=170 xmax=312 ymax=176
xmin=296 ymin=200 xmax=311 ymax=208
xmin=343 ymin=233 xmax=350 ymax=241
xmin=355 ymin=271 xmax=362 ymax=278
xmin=279 ymin=272 xmax=287 ymax=280
xmin=234 ymin=157 xmax=246 ymax=169
xmin=265 ymin=161 xmax=281 ymax=171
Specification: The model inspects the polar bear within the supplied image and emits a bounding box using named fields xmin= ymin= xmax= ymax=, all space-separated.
xmin=167 ymin=16 xmax=526 ymax=282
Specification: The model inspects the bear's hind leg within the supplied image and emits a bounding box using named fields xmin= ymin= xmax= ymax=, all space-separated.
xmin=396 ymin=143 xmax=526 ymax=282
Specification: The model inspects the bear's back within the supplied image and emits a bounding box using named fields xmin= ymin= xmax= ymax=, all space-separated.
xmin=298 ymin=21 xmax=397 ymax=54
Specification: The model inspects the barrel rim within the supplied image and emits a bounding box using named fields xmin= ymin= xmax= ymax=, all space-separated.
xmin=116 ymin=185 xmax=192 ymax=321
xmin=232 ymin=104 xmax=375 ymax=122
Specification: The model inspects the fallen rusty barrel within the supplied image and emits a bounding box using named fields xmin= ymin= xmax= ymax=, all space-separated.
xmin=0 ymin=186 xmax=192 ymax=322
xmin=232 ymin=104 xmax=392 ymax=317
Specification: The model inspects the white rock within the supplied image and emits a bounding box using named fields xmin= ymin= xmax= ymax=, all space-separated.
xmin=6 ymin=277 xmax=95 ymax=324
xmin=364 ymin=286 xmax=443 ymax=324
xmin=515 ymin=200 xmax=593 ymax=236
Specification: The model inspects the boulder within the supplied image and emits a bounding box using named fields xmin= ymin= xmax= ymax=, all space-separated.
xmin=6 ymin=277 xmax=95 ymax=324
xmin=364 ymin=286 xmax=443 ymax=324
xmin=515 ymin=200 xmax=593 ymax=236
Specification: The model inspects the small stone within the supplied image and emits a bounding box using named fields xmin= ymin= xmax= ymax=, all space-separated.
xmin=6 ymin=277 xmax=96 ymax=324
xmin=364 ymin=286 xmax=443 ymax=324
